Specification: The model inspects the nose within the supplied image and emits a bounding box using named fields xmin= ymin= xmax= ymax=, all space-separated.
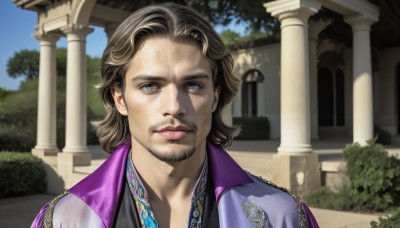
xmin=162 ymin=86 xmax=186 ymax=117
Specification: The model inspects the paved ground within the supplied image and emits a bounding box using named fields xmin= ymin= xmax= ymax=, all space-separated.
xmin=0 ymin=194 xmax=53 ymax=228
xmin=0 ymin=193 xmax=381 ymax=228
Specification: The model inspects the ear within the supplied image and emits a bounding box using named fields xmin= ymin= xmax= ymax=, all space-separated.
xmin=111 ymin=87 xmax=128 ymax=116
xmin=212 ymin=86 xmax=221 ymax=112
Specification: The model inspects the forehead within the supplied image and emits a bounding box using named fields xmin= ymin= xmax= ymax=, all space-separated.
xmin=125 ymin=37 xmax=212 ymax=79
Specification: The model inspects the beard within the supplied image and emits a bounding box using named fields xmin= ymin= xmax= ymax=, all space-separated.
xmin=147 ymin=144 xmax=197 ymax=163
xmin=144 ymin=118 xmax=198 ymax=162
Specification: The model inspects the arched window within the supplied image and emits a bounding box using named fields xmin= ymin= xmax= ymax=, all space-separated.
xmin=241 ymin=69 xmax=264 ymax=117
xmin=318 ymin=67 xmax=345 ymax=127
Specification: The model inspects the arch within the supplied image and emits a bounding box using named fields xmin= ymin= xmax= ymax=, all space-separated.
xmin=318 ymin=67 xmax=334 ymax=126
xmin=241 ymin=69 xmax=264 ymax=117
xmin=319 ymin=51 xmax=345 ymax=68
xmin=72 ymin=0 xmax=97 ymax=25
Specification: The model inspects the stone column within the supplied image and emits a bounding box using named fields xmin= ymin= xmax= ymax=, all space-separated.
xmin=32 ymin=33 xmax=60 ymax=156
xmin=309 ymin=20 xmax=331 ymax=140
xmin=345 ymin=15 xmax=377 ymax=145
xmin=32 ymin=33 xmax=65 ymax=195
xmin=59 ymin=25 xmax=93 ymax=188
xmin=265 ymin=0 xmax=321 ymax=196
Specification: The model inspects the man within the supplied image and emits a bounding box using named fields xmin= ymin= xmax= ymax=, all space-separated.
xmin=32 ymin=3 xmax=318 ymax=228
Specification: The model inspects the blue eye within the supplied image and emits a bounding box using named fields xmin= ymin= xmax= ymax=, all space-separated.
xmin=141 ymin=83 xmax=160 ymax=92
xmin=185 ymin=82 xmax=202 ymax=90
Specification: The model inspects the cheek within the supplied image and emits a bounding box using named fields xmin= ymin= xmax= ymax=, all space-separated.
xmin=124 ymin=95 xmax=153 ymax=130
xmin=195 ymin=98 xmax=215 ymax=123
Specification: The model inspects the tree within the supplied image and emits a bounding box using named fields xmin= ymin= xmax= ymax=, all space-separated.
xmin=6 ymin=48 xmax=68 ymax=80
xmin=6 ymin=49 xmax=39 ymax=79
xmin=219 ymin=29 xmax=242 ymax=47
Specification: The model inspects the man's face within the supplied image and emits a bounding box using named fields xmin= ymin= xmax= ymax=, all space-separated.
xmin=113 ymin=37 xmax=219 ymax=162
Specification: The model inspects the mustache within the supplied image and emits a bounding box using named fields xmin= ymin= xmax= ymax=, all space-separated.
xmin=149 ymin=118 xmax=198 ymax=132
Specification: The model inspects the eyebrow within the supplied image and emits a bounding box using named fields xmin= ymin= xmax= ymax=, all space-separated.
xmin=131 ymin=73 xmax=210 ymax=82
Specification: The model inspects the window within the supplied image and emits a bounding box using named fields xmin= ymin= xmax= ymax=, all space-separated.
xmin=318 ymin=67 xmax=345 ymax=126
xmin=241 ymin=69 xmax=264 ymax=117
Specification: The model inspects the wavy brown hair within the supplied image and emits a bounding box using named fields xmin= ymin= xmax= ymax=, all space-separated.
xmin=92 ymin=3 xmax=240 ymax=153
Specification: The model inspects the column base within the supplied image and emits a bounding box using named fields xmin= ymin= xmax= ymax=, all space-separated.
xmin=32 ymin=147 xmax=59 ymax=157
xmin=278 ymin=144 xmax=313 ymax=154
xmin=272 ymin=153 xmax=321 ymax=197
xmin=62 ymin=146 xmax=90 ymax=153
xmin=57 ymin=152 xmax=91 ymax=189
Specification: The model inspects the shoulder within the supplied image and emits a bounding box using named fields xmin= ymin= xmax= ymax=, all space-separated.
xmin=220 ymin=172 xmax=308 ymax=227
xmin=247 ymin=172 xmax=303 ymax=205
xmin=42 ymin=191 xmax=103 ymax=227
xmin=248 ymin=173 xmax=308 ymax=227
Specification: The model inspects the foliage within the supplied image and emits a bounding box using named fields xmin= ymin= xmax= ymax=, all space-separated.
xmin=305 ymin=187 xmax=352 ymax=211
xmin=220 ymin=29 xmax=280 ymax=50
xmin=233 ymin=117 xmax=269 ymax=140
xmin=0 ymin=152 xmax=46 ymax=198
xmin=55 ymin=48 xmax=67 ymax=77
xmin=6 ymin=48 xmax=68 ymax=80
xmin=371 ymin=208 xmax=400 ymax=228
xmin=305 ymin=140 xmax=400 ymax=212
xmin=343 ymin=140 xmax=400 ymax=211
xmin=220 ymin=30 xmax=242 ymax=47
xmin=6 ymin=49 xmax=39 ymax=79
xmin=0 ymin=52 xmax=104 ymax=151
xmin=87 ymin=56 xmax=106 ymax=117
xmin=0 ymin=81 xmax=38 ymax=151
xmin=0 ymin=88 xmax=13 ymax=102
xmin=374 ymin=125 xmax=392 ymax=145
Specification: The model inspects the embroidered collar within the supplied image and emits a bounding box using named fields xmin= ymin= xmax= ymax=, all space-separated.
xmin=125 ymin=150 xmax=209 ymax=203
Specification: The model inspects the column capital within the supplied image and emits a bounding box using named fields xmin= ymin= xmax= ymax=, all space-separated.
xmin=345 ymin=14 xmax=378 ymax=32
xmin=32 ymin=32 xmax=60 ymax=45
xmin=61 ymin=24 xmax=94 ymax=41
xmin=264 ymin=0 xmax=321 ymax=26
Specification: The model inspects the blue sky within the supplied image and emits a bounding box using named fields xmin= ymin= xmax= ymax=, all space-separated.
xmin=0 ymin=1 xmax=108 ymax=90
xmin=0 ymin=1 xmax=245 ymax=91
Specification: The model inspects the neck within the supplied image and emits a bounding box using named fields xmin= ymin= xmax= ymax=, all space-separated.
xmin=131 ymin=141 xmax=206 ymax=203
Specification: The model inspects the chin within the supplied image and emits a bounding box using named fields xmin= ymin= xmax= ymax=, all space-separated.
xmin=148 ymin=144 xmax=197 ymax=163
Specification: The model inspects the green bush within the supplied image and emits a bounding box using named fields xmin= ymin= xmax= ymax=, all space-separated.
xmin=371 ymin=208 xmax=400 ymax=228
xmin=305 ymin=187 xmax=352 ymax=211
xmin=0 ymin=85 xmax=38 ymax=151
xmin=0 ymin=152 xmax=46 ymax=198
xmin=344 ymin=140 xmax=400 ymax=211
xmin=0 ymin=88 xmax=13 ymax=102
xmin=233 ymin=117 xmax=269 ymax=140
xmin=305 ymin=140 xmax=400 ymax=212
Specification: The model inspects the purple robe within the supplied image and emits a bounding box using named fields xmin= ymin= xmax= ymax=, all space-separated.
xmin=31 ymin=140 xmax=319 ymax=227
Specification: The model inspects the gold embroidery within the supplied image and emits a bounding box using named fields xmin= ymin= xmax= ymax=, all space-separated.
xmin=246 ymin=172 xmax=307 ymax=228
xmin=241 ymin=201 xmax=268 ymax=228
xmin=42 ymin=191 xmax=69 ymax=228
